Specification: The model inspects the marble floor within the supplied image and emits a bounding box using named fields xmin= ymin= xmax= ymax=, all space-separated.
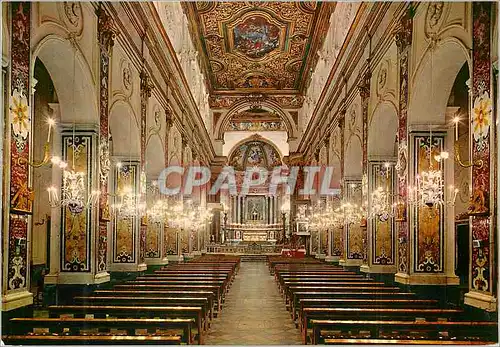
xmin=205 ymin=262 xmax=302 ymax=345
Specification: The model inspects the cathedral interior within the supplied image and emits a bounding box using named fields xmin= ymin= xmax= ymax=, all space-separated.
xmin=1 ymin=1 xmax=499 ymax=345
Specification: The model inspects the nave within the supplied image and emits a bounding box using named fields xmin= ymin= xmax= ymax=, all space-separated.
xmin=205 ymin=261 xmax=301 ymax=345
xmin=2 ymin=254 xmax=497 ymax=345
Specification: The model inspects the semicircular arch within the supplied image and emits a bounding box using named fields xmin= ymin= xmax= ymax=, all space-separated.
xmin=215 ymin=99 xmax=298 ymax=139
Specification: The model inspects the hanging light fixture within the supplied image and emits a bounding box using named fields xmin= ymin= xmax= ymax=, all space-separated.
xmin=369 ymin=162 xmax=394 ymax=222
xmin=46 ymin=45 xmax=99 ymax=212
xmin=408 ymin=130 xmax=458 ymax=209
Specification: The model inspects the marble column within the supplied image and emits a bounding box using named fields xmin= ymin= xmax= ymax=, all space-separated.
xmin=464 ymin=2 xmax=497 ymax=311
xmin=393 ymin=11 xmax=412 ymax=282
xmin=95 ymin=6 xmax=118 ymax=280
xmin=3 ymin=2 xmax=33 ymax=311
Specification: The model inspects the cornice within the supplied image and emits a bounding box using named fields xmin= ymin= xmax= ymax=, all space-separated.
xmin=298 ymin=2 xmax=411 ymax=158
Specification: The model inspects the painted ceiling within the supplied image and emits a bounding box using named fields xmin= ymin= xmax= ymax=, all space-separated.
xmin=183 ymin=2 xmax=332 ymax=96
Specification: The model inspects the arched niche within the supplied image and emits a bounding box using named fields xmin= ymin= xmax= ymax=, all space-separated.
xmin=145 ymin=134 xmax=165 ymax=180
xmin=368 ymin=101 xmax=398 ymax=157
xmin=109 ymin=101 xmax=140 ymax=157
xmin=226 ymin=135 xmax=283 ymax=171
xmin=32 ymin=36 xmax=98 ymax=124
xmin=408 ymin=39 xmax=470 ymax=125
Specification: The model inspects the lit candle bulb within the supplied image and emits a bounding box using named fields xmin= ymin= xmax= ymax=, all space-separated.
xmin=47 ymin=118 xmax=55 ymax=142
xmin=453 ymin=116 xmax=460 ymax=141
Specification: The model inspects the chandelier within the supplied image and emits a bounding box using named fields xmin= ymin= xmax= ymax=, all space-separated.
xmin=369 ymin=162 xmax=394 ymax=222
xmin=370 ymin=186 xmax=393 ymax=222
xmin=332 ymin=201 xmax=364 ymax=228
xmin=408 ymin=139 xmax=458 ymax=209
xmin=47 ymin=170 xmax=100 ymax=214
xmin=111 ymin=185 xmax=146 ymax=219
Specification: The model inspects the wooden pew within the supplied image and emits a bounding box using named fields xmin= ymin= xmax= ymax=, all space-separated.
xmin=48 ymin=305 xmax=205 ymax=344
xmin=310 ymin=319 xmax=498 ymax=344
xmin=323 ymin=338 xmax=495 ymax=345
xmin=9 ymin=317 xmax=194 ymax=344
xmin=73 ymin=296 xmax=212 ymax=326
xmin=93 ymin=290 xmax=215 ymax=317
xmin=301 ymin=307 xmax=463 ymax=344
xmin=290 ymin=291 xmax=419 ymax=321
xmin=2 ymin=335 xmax=182 ymax=345
xmin=114 ymin=284 xmax=223 ymax=312
xmin=284 ymin=285 xmax=401 ymax=306
xmin=297 ymin=298 xmax=439 ymax=325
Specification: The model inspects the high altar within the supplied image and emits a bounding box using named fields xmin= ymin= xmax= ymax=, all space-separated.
xmin=225 ymin=195 xmax=282 ymax=243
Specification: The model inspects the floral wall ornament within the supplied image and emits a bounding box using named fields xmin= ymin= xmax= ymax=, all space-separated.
xmin=10 ymin=88 xmax=30 ymax=146
xmin=472 ymin=91 xmax=492 ymax=149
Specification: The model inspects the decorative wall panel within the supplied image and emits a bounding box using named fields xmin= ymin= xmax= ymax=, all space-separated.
xmin=370 ymin=161 xmax=395 ymax=265
xmin=470 ymin=2 xmax=493 ymax=294
xmin=7 ymin=2 xmax=31 ymax=291
xmin=145 ymin=221 xmax=161 ymax=258
xmin=412 ymin=134 xmax=445 ymax=273
xmin=164 ymin=227 xmax=178 ymax=255
xmin=345 ymin=179 xmax=363 ymax=259
xmin=183 ymin=2 xmax=331 ymax=94
xmin=60 ymin=133 xmax=94 ymax=272
xmin=112 ymin=163 xmax=138 ymax=263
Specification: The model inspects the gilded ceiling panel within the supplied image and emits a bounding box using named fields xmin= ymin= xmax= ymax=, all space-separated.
xmin=183 ymin=2 xmax=331 ymax=95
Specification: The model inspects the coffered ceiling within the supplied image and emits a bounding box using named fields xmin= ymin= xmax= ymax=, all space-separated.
xmin=183 ymin=2 xmax=332 ymax=96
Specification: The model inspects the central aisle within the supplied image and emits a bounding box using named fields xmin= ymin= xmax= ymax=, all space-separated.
xmin=205 ymin=262 xmax=302 ymax=345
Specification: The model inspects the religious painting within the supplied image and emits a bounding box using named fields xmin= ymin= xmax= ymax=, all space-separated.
xmin=371 ymin=162 xmax=395 ymax=265
xmin=61 ymin=134 xmax=92 ymax=272
xmin=113 ymin=164 xmax=137 ymax=263
xmin=228 ymin=138 xmax=282 ymax=171
xmin=145 ymin=221 xmax=161 ymax=258
xmin=246 ymin=195 xmax=266 ymax=222
xmin=247 ymin=145 xmax=264 ymax=166
xmin=413 ymin=134 xmax=445 ymax=273
xmin=186 ymin=2 xmax=330 ymax=93
xmin=233 ymin=15 xmax=280 ymax=59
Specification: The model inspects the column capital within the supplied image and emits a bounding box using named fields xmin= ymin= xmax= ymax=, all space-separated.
xmin=96 ymin=7 xmax=119 ymax=55
xmin=394 ymin=11 xmax=413 ymax=52
xmin=140 ymin=69 xmax=154 ymax=99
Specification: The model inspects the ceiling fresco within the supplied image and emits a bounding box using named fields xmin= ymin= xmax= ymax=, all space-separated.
xmin=183 ymin=2 xmax=332 ymax=95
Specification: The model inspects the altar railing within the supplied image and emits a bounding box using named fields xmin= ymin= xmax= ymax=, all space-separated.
xmin=224 ymin=223 xmax=283 ymax=242
xmin=205 ymin=243 xmax=282 ymax=254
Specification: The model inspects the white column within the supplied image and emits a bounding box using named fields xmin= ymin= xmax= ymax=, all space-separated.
xmin=45 ymin=104 xmax=62 ymax=284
